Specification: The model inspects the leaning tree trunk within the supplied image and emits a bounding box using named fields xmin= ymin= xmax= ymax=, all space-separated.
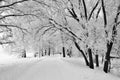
xmin=103 ymin=42 xmax=113 ymax=73
xmin=63 ymin=46 xmax=66 ymax=57
xmin=74 ymin=41 xmax=89 ymax=66
xmin=88 ymin=48 xmax=94 ymax=69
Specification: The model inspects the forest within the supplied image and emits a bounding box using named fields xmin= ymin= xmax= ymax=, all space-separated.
xmin=0 ymin=0 xmax=120 ymax=75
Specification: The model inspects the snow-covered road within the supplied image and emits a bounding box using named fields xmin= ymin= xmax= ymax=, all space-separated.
xmin=0 ymin=56 xmax=120 ymax=80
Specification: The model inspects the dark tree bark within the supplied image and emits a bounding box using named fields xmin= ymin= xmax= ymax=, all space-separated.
xmin=22 ymin=49 xmax=26 ymax=58
xmin=95 ymin=54 xmax=99 ymax=67
xmin=69 ymin=48 xmax=72 ymax=57
xmin=101 ymin=0 xmax=107 ymax=27
xmin=88 ymin=0 xmax=100 ymax=20
xmin=34 ymin=52 xmax=38 ymax=57
xmin=103 ymin=4 xmax=120 ymax=73
xmin=74 ymin=41 xmax=89 ymax=66
xmin=88 ymin=48 xmax=94 ymax=69
xmin=96 ymin=7 xmax=101 ymax=19
xmin=82 ymin=0 xmax=88 ymax=20
xmin=42 ymin=53 xmax=44 ymax=56
xmin=63 ymin=47 xmax=66 ymax=57
xmin=103 ymin=42 xmax=113 ymax=73
xmin=48 ymin=47 xmax=50 ymax=56
xmin=42 ymin=49 xmax=44 ymax=56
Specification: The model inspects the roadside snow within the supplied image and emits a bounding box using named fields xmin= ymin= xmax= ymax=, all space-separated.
xmin=0 ymin=56 xmax=120 ymax=80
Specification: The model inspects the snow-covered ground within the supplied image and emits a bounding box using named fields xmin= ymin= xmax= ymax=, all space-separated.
xmin=0 ymin=55 xmax=120 ymax=80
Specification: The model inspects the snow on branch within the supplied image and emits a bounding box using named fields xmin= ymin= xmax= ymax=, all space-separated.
xmin=96 ymin=7 xmax=101 ymax=19
xmin=0 ymin=0 xmax=29 ymax=8
xmin=48 ymin=18 xmax=82 ymax=41
xmin=67 ymin=0 xmax=79 ymax=22
xmin=82 ymin=0 xmax=87 ymax=20
xmin=41 ymin=27 xmax=56 ymax=36
xmin=88 ymin=0 xmax=100 ymax=20
xmin=0 ymin=13 xmax=38 ymax=20
xmin=0 ymin=41 xmax=15 ymax=45
xmin=32 ymin=0 xmax=50 ymax=7
xmin=0 ymin=0 xmax=50 ymax=9
xmin=0 ymin=24 xmax=28 ymax=33
xmin=35 ymin=24 xmax=53 ymax=35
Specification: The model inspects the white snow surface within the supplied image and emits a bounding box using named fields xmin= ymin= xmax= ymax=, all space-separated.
xmin=0 ymin=56 xmax=120 ymax=80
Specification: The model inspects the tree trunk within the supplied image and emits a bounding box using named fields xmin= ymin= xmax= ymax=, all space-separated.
xmin=102 ymin=0 xmax=119 ymax=73
xmin=41 ymin=49 xmax=43 ymax=56
xmin=63 ymin=47 xmax=66 ymax=57
xmin=39 ymin=48 xmax=40 ymax=58
xmin=23 ymin=53 xmax=26 ymax=58
xmin=39 ymin=52 xmax=40 ymax=57
xmin=74 ymin=41 xmax=89 ymax=66
xmin=69 ymin=48 xmax=72 ymax=57
xmin=48 ymin=47 xmax=50 ymax=56
xmin=95 ymin=54 xmax=99 ymax=67
xmin=42 ymin=53 xmax=44 ymax=56
xmin=22 ymin=49 xmax=26 ymax=58
xmin=88 ymin=48 xmax=94 ymax=69
xmin=103 ymin=42 xmax=113 ymax=73
xmin=45 ymin=50 xmax=47 ymax=55
xmin=101 ymin=54 xmax=104 ymax=64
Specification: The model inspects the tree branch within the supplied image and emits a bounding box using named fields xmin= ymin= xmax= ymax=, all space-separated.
xmin=0 ymin=24 xmax=28 ymax=32
xmin=0 ymin=0 xmax=29 ymax=8
xmin=88 ymin=0 xmax=100 ymax=20
xmin=0 ymin=41 xmax=15 ymax=45
xmin=41 ymin=27 xmax=55 ymax=36
xmin=82 ymin=0 xmax=87 ymax=20
xmin=96 ymin=7 xmax=101 ymax=19
xmin=35 ymin=24 xmax=53 ymax=35
xmin=67 ymin=0 xmax=79 ymax=22
xmin=32 ymin=0 xmax=50 ymax=7
xmin=0 ymin=13 xmax=38 ymax=20
xmin=101 ymin=0 xmax=107 ymax=27
xmin=49 ymin=18 xmax=82 ymax=41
